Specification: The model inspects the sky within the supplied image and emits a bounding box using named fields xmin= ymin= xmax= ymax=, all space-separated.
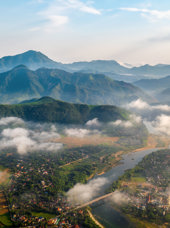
xmin=1 ymin=0 xmax=170 ymax=65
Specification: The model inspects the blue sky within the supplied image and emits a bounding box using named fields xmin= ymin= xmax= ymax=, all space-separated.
xmin=1 ymin=0 xmax=170 ymax=65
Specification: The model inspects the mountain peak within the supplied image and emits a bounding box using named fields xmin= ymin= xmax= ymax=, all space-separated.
xmin=0 ymin=50 xmax=63 ymax=73
xmin=21 ymin=50 xmax=50 ymax=59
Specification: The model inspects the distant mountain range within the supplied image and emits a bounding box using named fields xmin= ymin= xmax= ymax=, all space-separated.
xmin=0 ymin=65 xmax=151 ymax=105
xmin=1 ymin=50 xmax=170 ymax=81
xmin=0 ymin=96 xmax=130 ymax=124
xmin=134 ymin=76 xmax=170 ymax=104
xmin=134 ymin=76 xmax=170 ymax=92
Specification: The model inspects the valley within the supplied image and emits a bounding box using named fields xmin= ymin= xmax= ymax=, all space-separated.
xmin=2 ymin=0 xmax=170 ymax=226
xmin=0 ymin=128 xmax=169 ymax=227
xmin=0 ymin=51 xmax=170 ymax=227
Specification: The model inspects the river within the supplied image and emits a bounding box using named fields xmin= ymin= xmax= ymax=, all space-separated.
xmin=90 ymin=148 xmax=160 ymax=228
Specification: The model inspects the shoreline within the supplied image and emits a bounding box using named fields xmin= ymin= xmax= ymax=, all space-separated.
xmin=87 ymin=209 xmax=104 ymax=228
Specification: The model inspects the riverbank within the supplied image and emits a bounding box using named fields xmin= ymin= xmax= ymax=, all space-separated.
xmin=133 ymin=134 xmax=170 ymax=153
xmin=91 ymin=147 xmax=162 ymax=228
xmin=87 ymin=209 xmax=104 ymax=228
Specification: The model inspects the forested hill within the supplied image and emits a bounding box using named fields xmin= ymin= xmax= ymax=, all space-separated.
xmin=0 ymin=97 xmax=130 ymax=124
xmin=0 ymin=64 xmax=152 ymax=105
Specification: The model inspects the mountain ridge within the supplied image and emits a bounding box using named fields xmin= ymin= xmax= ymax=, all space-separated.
xmin=0 ymin=96 xmax=130 ymax=124
xmin=0 ymin=65 xmax=152 ymax=105
xmin=1 ymin=50 xmax=170 ymax=80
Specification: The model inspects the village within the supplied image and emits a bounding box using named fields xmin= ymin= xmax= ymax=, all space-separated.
xmin=0 ymin=147 xmax=107 ymax=227
xmin=111 ymin=149 xmax=170 ymax=226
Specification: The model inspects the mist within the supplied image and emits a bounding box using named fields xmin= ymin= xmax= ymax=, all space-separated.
xmin=126 ymin=99 xmax=170 ymax=120
xmin=125 ymin=99 xmax=170 ymax=136
xmin=66 ymin=100 xmax=170 ymax=207
xmin=67 ymin=177 xmax=109 ymax=206
xmin=109 ymin=190 xmax=130 ymax=206
xmin=0 ymin=117 xmax=62 ymax=154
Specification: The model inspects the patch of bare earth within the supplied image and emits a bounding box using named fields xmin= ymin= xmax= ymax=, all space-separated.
xmin=134 ymin=134 xmax=170 ymax=153
xmin=53 ymin=135 xmax=119 ymax=148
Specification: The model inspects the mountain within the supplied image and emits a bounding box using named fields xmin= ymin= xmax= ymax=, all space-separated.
xmin=0 ymin=50 xmax=65 ymax=73
xmin=0 ymin=96 xmax=130 ymax=124
xmin=134 ymin=76 xmax=170 ymax=104
xmin=73 ymin=63 xmax=170 ymax=79
xmin=1 ymin=50 xmax=170 ymax=81
xmin=156 ymin=88 xmax=170 ymax=104
xmin=134 ymin=75 xmax=170 ymax=92
xmin=66 ymin=60 xmax=128 ymax=75
xmin=0 ymin=65 xmax=152 ymax=105
xmin=130 ymin=64 xmax=170 ymax=78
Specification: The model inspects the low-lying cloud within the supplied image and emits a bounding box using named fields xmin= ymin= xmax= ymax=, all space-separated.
xmin=67 ymin=177 xmax=108 ymax=205
xmin=126 ymin=99 xmax=170 ymax=134
xmin=64 ymin=128 xmax=99 ymax=138
xmin=109 ymin=114 xmax=142 ymax=129
xmin=0 ymin=117 xmax=24 ymax=126
xmin=111 ymin=120 xmax=133 ymax=128
xmin=127 ymin=99 xmax=170 ymax=112
xmin=109 ymin=190 xmax=130 ymax=206
xmin=0 ymin=117 xmax=62 ymax=154
xmin=86 ymin=118 xmax=101 ymax=127
xmin=148 ymin=114 xmax=170 ymax=136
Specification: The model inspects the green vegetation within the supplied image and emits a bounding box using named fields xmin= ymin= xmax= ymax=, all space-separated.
xmin=0 ymin=213 xmax=13 ymax=227
xmin=0 ymin=145 xmax=121 ymax=227
xmin=0 ymin=96 xmax=130 ymax=124
xmin=0 ymin=62 xmax=150 ymax=105
xmin=31 ymin=212 xmax=56 ymax=220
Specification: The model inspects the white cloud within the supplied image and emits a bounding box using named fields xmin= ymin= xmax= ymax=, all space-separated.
xmin=32 ymin=0 xmax=100 ymax=31
xmin=67 ymin=177 xmax=108 ymax=205
xmin=144 ymin=114 xmax=170 ymax=136
xmin=109 ymin=114 xmax=141 ymax=129
xmin=0 ymin=118 xmax=62 ymax=154
xmin=152 ymin=114 xmax=170 ymax=136
xmin=63 ymin=0 xmax=101 ymax=15
xmin=1 ymin=128 xmax=35 ymax=154
xmin=0 ymin=117 xmax=24 ymax=126
xmin=127 ymin=99 xmax=170 ymax=112
xmin=111 ymin=120 xmax=133 ymax=128
xmin=130 ymin=114 xmax=142 ymax=124
xmin=128 ymin=99 xmax=150 ymax=110
xmin=110 ymin=190 xmax=130 ymax=206
xmin=45 ymin=15 xmax=69 ymax=29
xmin=64 ymin=128 xmax=99 ymax=138
xmin=86 ymin=118 xmax=101 ymax=127
xmin=120 ymin=8 xmax=170 ymax=21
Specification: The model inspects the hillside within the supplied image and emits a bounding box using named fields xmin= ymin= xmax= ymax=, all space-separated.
xmin=134 ymin=76 xmax=170 ymax=103
xmin=0 ymin=65 xmax=151 ymax=105
xmin=134 ymin=75 xmax=170 ymax=92
xmin=130 ymin=64 xmax=170 ymax=78
xmin=156 ymin=87 xmax=170 ymax=104
xmin=0 ymin=97 xmax=130 ymax=124
xmin=66 ymin=60 xmax=128 ymax=75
